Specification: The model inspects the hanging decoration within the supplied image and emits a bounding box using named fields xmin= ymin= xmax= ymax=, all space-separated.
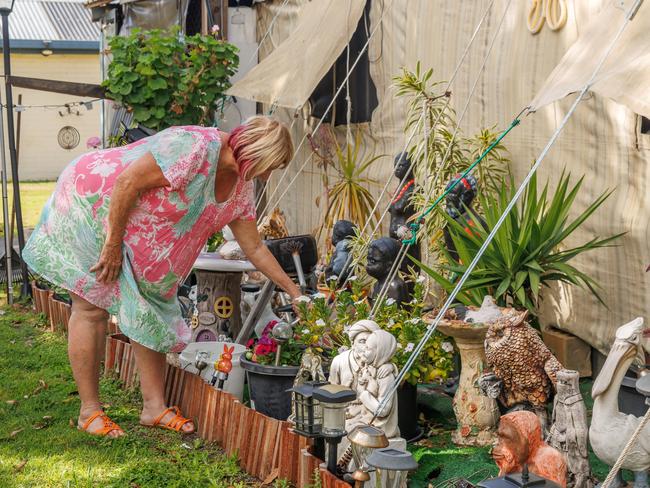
xmin=57 ymin=126 xmax=80 ymax=150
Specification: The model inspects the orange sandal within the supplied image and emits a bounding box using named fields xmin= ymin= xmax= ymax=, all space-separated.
xmin=147 ymin=406 xmax=194 ymax=433
xmin=79 ymin=411 xmax=124 ymax=437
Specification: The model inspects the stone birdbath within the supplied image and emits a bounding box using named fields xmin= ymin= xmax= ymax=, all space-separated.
xmin=433 ymin=307 xmax=500 ymax=447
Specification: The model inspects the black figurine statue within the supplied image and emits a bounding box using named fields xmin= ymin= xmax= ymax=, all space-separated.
xmin=366 ymin=237 xmax=410 ymax=306
xmin=325 ymin=220 xmax=357 ymax=285
xmin=388 ymin=152 xmax=421 ymax=276
xmin=443 ymin=173 xmax=486 ymax=262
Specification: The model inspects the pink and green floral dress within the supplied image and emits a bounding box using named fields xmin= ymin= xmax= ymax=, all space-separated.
xmin=24 ymin=126 xmax=256 ymax=353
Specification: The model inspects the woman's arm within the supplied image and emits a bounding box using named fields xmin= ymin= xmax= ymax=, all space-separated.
xmin=90 ymin=152 xmax=169 ymax=283
xmin=229 ymin=218 xmax=302 ymax=300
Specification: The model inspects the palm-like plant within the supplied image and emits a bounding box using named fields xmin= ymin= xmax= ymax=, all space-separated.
xmin=417 ymin=172 xmax=623 ymax=315
xmin=316 ymin=128 xmax=382 ymax=240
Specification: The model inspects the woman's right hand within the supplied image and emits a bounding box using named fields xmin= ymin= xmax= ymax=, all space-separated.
xmin=90 ymin=241 xmax=123 ymax=283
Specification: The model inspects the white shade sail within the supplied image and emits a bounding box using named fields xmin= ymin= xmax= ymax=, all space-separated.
xmin=226 ymin=0 xmax=367 ymax=110
xmin=529 ymin=0 xmax=650 ymax=118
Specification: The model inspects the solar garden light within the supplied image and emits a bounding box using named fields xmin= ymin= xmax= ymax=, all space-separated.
xmin=365 ymin=447 xmax=418 ymax=488
xmin=194 ymin=350 xmax=209 ymax=374
xmin=271 ymin=321 xmax=293 ymax=366
xmin=312 ymin=384 xmax=357 ymax=475
xmin=346 ymin=424 xmax=388 ymax=488
xmin=0 ymin=0 xmax=15 ymax=12
xmin=289 ymin=381 xmax=327 ymax=460
xmin=478 ymin=465 xmax=562 ymax=488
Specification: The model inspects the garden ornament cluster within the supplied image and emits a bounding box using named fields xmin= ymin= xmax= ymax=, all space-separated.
xmin=547 ymin=369 xmax=593 ymax=488
xmin=481 ymin=308 xmax=563 ymax=429
xmin=589 ymin=318 xmax=649 ymax=488
xmin=493 ymin=410 xmax=567 ymax=488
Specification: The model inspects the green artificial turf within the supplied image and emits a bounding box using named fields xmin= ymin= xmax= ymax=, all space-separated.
xmin=0 ymin=305 xmax=273 ymax=488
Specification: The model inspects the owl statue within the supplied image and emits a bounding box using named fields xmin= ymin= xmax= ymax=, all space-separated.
xmin=483 ymin=309 xmax=563 ymax=418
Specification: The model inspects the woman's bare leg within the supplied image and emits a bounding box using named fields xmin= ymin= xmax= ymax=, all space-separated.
xmin=132 ymin=340 xmax=194 ymax=433
xmin=69 ymin=293 xmax=123 ymax=437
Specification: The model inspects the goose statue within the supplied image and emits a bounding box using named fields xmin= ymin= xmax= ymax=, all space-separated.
xmin=589 ymin=317 xmax=649 ymax=488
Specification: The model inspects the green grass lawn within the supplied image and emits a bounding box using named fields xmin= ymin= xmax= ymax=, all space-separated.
xmin=0 ymin=305 xmax=268 ymax=488
xmin=0 ymin=181 xmax=56 ymax=234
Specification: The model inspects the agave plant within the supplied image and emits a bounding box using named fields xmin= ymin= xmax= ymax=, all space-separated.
xmin=416 ymin=172 xmax=623 ymax=315
xmin=315 ymin=128 xmax=382 ymax=241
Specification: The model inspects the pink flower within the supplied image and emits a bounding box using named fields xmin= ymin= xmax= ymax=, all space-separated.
xmin=211 ymin=24 xmax=220 ymax=34
xmin=86 ymin=136 xmax=101 ymax=149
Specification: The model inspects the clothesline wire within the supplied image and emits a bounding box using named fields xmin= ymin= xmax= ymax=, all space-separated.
xmin=370 ymin=0 xmax=512 ymax=314
xmin=0 ymin=98 xmax=101 ymax=110
xmin=258 ymin=0 xmax=397 ymax=219
xmin=371 ymin=0 xmax=641 ymax=424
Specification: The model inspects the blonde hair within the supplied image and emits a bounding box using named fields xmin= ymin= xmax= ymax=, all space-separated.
xmin=229 ymin=116 xmax=294 ymax=180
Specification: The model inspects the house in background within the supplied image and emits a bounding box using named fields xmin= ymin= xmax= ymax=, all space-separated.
xmin=0 ymin=0 xmax=100 ymax=181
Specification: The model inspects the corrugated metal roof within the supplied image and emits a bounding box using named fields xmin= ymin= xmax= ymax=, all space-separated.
xmin=2 ymin=0 xmax=99 ymax=42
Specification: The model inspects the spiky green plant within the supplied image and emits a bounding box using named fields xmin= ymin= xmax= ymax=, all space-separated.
xmin=416 ymin=172 xmax=623 ymax=315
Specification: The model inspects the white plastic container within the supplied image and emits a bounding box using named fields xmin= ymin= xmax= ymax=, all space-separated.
xmin=179 ymin=342 xmax=247 ymax=401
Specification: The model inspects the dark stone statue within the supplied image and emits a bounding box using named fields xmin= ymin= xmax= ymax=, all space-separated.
xmin=325 ymin=220 xmax=357 ymax=285
xmin=388 ymin=152 xmax=421 ymax=276
xmin=443 ymin=173 xmax=486 ymax=262
xmin=366 ymin=237 xmax=410 ymax=306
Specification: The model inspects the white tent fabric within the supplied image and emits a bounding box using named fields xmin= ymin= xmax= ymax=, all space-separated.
xmin=529 ymin=0 xmax=650 ymax=119
xmin=227 ymin=0 xmax=367 ymax=109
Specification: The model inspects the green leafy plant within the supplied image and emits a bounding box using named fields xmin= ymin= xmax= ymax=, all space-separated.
xmin=205 ymin=231 xmax=225 ymax=253
xmin=103 ymin=27 xmax=239 ymax=131
xmin=418 ymin=172 xmax=623 ymax=315
xmin=393 ymin=64 xmax=510 ymax=236
xmin=310 ymin=127 xmax=382 ymax=242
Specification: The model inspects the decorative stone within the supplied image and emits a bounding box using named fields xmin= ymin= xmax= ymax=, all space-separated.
xmin=493 ymin=410 xmax=567 ymax=488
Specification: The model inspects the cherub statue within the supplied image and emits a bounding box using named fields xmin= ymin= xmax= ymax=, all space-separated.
xmin=547 ymin=369 xmax=593 ymax=488
xmin=356 ymin=329 xmax=400 ymax=439
xmin=493 ymin=411 xmax=567 ymax=488
xmin=330 ymin=320 xmax=380 ymax=426
xmin=325 ymin=220 xmax=357 ymax=285
xmin=366 ymin=237 xmax=410 ymax=306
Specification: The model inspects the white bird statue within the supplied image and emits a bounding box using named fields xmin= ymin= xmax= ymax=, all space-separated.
xmin=589 ymin=317 xmax=649 ymax=488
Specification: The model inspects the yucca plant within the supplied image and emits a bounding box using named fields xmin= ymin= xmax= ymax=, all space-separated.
xmin=315 ymin=128 xmax=382 ymax=241
xmin=416 ymin=172 xmax=623 ymax=316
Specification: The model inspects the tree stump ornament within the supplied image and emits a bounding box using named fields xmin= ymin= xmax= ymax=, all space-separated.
xmin=547 ymin=369 xmax=593 ymax=488
xmin=192 ymin=270 xmax=242 ymax=342
xmin=366 ymin=237 xmax=410 ymax=306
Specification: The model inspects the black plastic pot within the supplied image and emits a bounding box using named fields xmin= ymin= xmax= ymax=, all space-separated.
xmin=398 ymin=382 xmax=423 ymax=443
xmin=240 ymin=358 xmax=299 ymax=421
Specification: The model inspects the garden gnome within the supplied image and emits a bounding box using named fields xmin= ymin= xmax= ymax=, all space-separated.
xmin=330 ymin=319 xmax=380 ymax=426
xmin=547 ymin=369 xmax=593 ymax=488
xmin=493 ymin=411 xmax=567 ymax=488
xmin=443 ymin=173 xmax=485 ymax=262
xmin=325 ymin=220 xmax=358 ymax=285
xmin=366 ymin=237 xmax=410 ymax=306
xmin=357 ymin=329 xmax=400 ymax=439
xmin=388 ymin=152 xmax=421 ymax=272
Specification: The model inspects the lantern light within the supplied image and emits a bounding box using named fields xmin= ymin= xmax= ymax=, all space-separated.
xmin=366 ymin=447 xmax=418 ymax=488
xmin=312 ymin=384 xmax=357 ymax=474
xmin=289 ymin=381 xmax=326 ymax=437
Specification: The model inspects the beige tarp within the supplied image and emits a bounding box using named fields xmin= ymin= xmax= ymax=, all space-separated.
xmin=529 ymin=0 xmax=650 ymax=119
xmin=228 ymin=0 xmax=366 ymax=109
xmin=256 ymin=0 xmax=650 ymax=355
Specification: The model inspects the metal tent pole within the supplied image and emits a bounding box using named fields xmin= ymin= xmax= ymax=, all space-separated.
xmin=0 ymin=88 xmax=12 ymax=304
xmin=2 ymin=11 xmax=29 ymax=297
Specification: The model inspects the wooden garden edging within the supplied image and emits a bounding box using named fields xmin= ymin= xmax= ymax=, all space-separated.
xmin=104 ymin=335 xmax=350 ymax=487
xmin=31 ymin=281 xmax=71 ymax=333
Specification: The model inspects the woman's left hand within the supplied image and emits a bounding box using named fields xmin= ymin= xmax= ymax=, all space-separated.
xmin=90 ymin=242 xmax=123 ymax=284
